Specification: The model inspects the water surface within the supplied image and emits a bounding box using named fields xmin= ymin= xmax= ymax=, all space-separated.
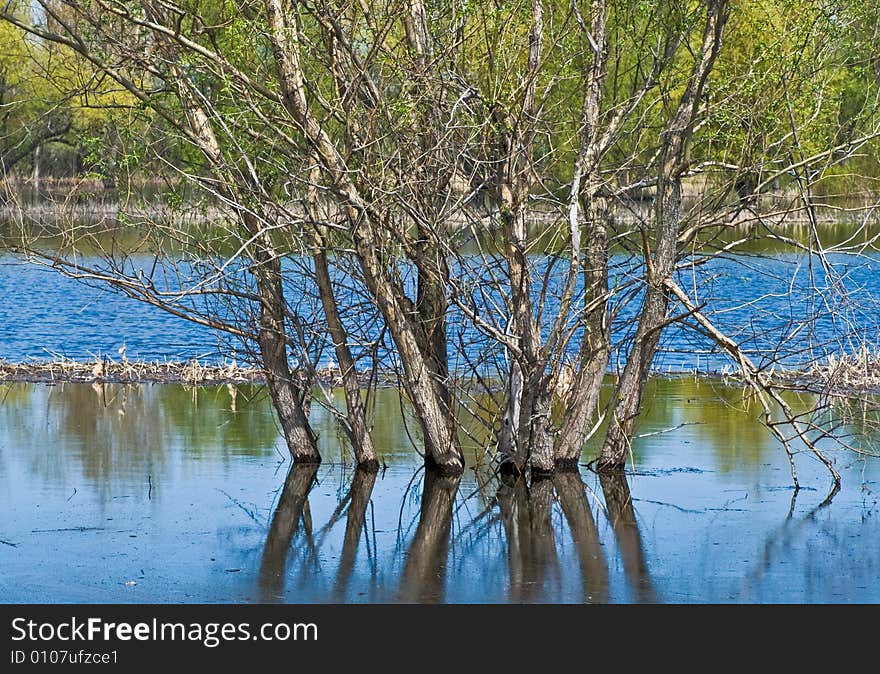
xmin=1 ymin=379 xmax=877 ymax=603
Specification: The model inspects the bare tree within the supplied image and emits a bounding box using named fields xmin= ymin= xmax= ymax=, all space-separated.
xmin=3 ymin=0 xmax=879 ymax=491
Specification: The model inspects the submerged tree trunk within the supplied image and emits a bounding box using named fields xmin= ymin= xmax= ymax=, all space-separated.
xmin=264 ymin=0 xmax=462 ymax=475
xmin=555 ymin=195 xmax=610 ymax=468
xmin=164 ymin=45 xmax=320 ymax=464
xmin=312 ymin=246 xmax=377 ymax=469
xmin=255 ymin=255 xmax=321 ymax=463
xmin=493 ymin=0 xmax=556 ymax=477
xmin=309 ymin=178 xmax=378 ymax=470
xmin=553 ymin=0 xmax=611 ymax=469
xmin=598 ymin=0 xmax=729 ymax=471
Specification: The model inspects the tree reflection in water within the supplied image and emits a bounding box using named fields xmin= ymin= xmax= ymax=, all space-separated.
xmin=599 ymin=473 xmax=658 ymax=603
xmin=332 ymin=469 xmax=378 ymax=601
xmin=553 ymin=471 xmax=609 ymax=604
xmin=258 ymin=464 xmax=319 ymax=602
xmin=398 ymin=470 xmax=461 ymax=603
xmin=254 ymin=463 xmax=657 ymax=603
xmin=496 ymin=475 xmax=560 ymax=602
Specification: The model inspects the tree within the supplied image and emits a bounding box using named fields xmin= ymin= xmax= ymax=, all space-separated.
xmin=3 ymin=0 xmax=879 ymax=491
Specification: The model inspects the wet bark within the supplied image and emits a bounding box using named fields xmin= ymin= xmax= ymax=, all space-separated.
xmin=258 ymin=463 xmax=319 ymax=602
xmin=599 ymin=472 xmax=656 ymax=603
xmin=553 ymin=471 xmax=609 ymax=603
xmin=332 ymin=468 xmax=377 ymax=600
xmin=398 ymin=469 xmax=460 ymax=603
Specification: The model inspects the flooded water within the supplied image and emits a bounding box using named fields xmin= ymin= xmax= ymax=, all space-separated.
xmin=1 ymin=379 xmax=877 ymax=603
xmin=3 ymin=245 xmax=880 ymax=372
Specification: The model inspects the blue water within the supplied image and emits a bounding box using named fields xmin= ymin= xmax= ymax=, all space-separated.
xmin=1 ymin=380 xmax=877 ymax=603
xmin=2 ymin=250 xmax=879 ymax=371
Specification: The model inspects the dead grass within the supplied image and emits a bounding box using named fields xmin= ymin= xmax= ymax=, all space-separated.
xmin=780 ymin=345 xmax=880 ymax=393
xmin=0 ymin=356 xmax=384 ymax=388
xmin=0 ymin=357 xmax=264 ymax=385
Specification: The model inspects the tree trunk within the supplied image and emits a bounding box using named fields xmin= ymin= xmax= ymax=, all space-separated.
xmin=519 ymin=379 xmax=555 ymax=475
xmin=596 ymin=201 xmax=675 ymax=471
xmin=597 ymin=0 xmax=728 ymax=471
xmin=164 ymin=45 xmax=321 ymax=465
xmin=256 ymin=256 xmax=321 ymax=463
xmin=416 ymin=258 xmax=451 ymax=410
xmin=499 ymin=361 xmax=525 ymax=471
xmin=363 ymin=259 xmax=463 ymax=474
xmin=555 ymin=195 xmax=610 ymax=468
xmin=552 ymin=0 xmax=610 ymax=468
xmin=495 ymin=0 xmax=554 ymax=477
xmin=498 ymin=180 xmax=553 ymax=475
xmin=312 ymin=226 xmax=378 ymax=470
xmin=263 ymin=0 xmax=463 ymax=474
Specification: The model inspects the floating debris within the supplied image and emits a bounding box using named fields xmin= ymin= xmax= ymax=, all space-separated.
xmin=776 ymin=344 xmax=880 ymax=394
xmin=0 ymin=357 xmax=382 ymax=387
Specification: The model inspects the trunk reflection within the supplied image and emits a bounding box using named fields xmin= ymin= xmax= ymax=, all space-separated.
xmin=599 ymin=472 xmax=657 ymax=603
xmin=497 ymin=475 xmax=560 ymax=602
xmin=398 ymin=470 xmax=460 ymax=603
xmin=333 ymin=468 xmax=378 ymax=601
xmin=258 ymin=463 xmax=319 ymax=602
xmin=553 ymin=471 xmax=609 ymax=603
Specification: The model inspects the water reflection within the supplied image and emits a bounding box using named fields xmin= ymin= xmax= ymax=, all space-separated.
xmin=399 ymin=471 xmax=460 ymax=603
xmin=599 ymin=473 xmax=657 ymax=604
xmin=332 ymin=469 xmax=378 ymax=601
xmin=258 ymin=464 xmax=319 ymax=602
xmin=553 ymin=471 xmax=609 ymax=603
xmin=1 ymin=381 xmax=879 ymax=603
xmin=496 ymin=476 xmax=560 ymax=602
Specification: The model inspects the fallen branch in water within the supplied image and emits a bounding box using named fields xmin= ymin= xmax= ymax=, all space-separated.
xmin=664 ymin=278 xmax=841 ymax=496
